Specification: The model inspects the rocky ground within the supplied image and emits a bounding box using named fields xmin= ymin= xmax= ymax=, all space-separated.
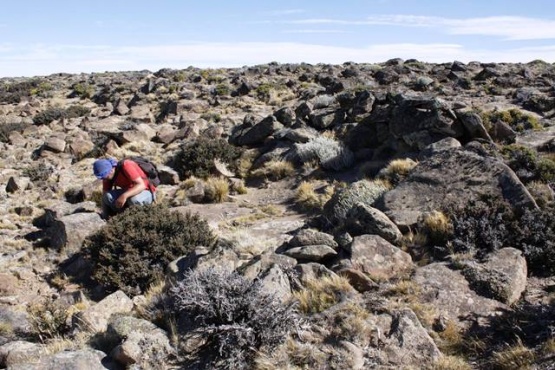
xmin=1 ymin=59 xmax=555 ymax=369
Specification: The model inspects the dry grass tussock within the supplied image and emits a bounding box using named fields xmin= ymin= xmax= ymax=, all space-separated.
xmin=294 ymin=274 xmax=355 ymax=314
xmin=250 ymin=160 xmax=296 ymax=180
xmin=377 ymin=158 xmax=418 ymax=185
xmin=491 ymin=340 xmax=536 ymax=369
xmin=204 ymin=176 xmax=230 ymax=203
xmin=295 ymin=180 xmax=334 ymax=212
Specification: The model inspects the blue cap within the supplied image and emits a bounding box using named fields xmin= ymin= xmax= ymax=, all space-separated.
xmin=93 ymin=158 xmax=117 ymax=179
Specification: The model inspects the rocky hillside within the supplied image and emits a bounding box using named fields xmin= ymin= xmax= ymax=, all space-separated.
xmin=1 ymin=59 xmax=555 ymax=369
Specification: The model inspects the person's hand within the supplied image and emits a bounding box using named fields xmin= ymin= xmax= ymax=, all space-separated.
xmin=115 ymin=194 xmax=127 ymax=208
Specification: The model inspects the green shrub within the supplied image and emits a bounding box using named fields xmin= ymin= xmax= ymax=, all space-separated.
xmin=481 ymin=109 xmax=542 ymax=132
xmin=33 ymin=107 xmax=65 ymax=125
xmin=170 ymin=267 xmax=299 ymax=369
xmin=255 ymin=83 xmax=274 ymax=101
xmin=517 ymin=207 xmax=555 ymax=276
xmin=500 ymin=144 xmax=555 ymax=184
xmin=446 ymin=197 xmax=515 ymax=259
xmin=84 ymin=204 xmax=217 ymax=296
xmin=0 ymin=79 xmax=50 ymax=103
xmin=446 ymin=196 xmax=555 ymax=276
xmin=214 ymin=83 xmax=230 ymax=96
xmin=72 ymin=83 xmax=95 ymax=99
xmin=174 ymin=138 xmax=244 ymax=179
xmin=64 ymin=104 xmax=91 ymax=119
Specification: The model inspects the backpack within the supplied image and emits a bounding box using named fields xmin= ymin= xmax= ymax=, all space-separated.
xmin=112 ymin=156 xmax=161 ymax=188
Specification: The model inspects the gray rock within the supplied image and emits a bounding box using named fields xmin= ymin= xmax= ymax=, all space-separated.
xmin=413 ymin=262 xmax=506 ymax=328
xmin=7 ymin=349 xmax=109 ymax=370
xmin=346 ymin=203 xmax=403 ymax=244
xmin=346 ymin=234 xmax=412 ymax=280
xmin=47 ymin=212 xmax=105 ymax=253
xmin=324 ymin=179 xmax=389 ymax=224
xmin=284 ymin=245 xmax=337 ymax=262
xmin=0 ymin=341 xmax=44 ymax=368
xmin=461 ymin=247 xmax=527 ymax=305
xmin=380 ymin=147 xmax=537 ymax=229
xmin=72 ymin=290 xmax=133 ymax=333
xmin=108 ymin=316 xmax=173 ymax=368
xmin=289 ymin=228 xmax=338 ymax=249
xmin=381 ymin=309 xmax=442 ymax=366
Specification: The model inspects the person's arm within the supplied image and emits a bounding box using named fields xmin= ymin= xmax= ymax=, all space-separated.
xmin=115 ymin=176 xmax=147 ymax=208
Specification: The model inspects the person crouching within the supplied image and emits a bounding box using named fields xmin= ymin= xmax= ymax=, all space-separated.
xmin=93 ymin=158 xmax=156 ymax=219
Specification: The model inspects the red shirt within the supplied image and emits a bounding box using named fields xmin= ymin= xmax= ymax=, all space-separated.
xmin=102 ymin=160 xmax=155 ymax=192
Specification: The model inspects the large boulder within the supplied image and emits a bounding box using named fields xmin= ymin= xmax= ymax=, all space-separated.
xmin=460 ymin=247 xmax=527 ymax=305
xmin=413 ymin=263 xmax=506 ymax=328
xmin=379 ymin=146 xmax=537 ymax=230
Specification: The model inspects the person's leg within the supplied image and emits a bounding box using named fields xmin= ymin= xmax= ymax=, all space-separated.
xmin=127 ymin=190 xmax=155 ymax=206
xmin=102 ymin=189 xmax=126 ymax=218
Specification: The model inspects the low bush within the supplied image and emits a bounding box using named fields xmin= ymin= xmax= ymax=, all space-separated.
xmin=170 ymin=267 xmax=299 ymax=369
xmin=0 ymin=79 xmax=51 ymax=103
xmin=294 ymin=136 xmax=354 ymax=171
xmin=33 ymin=105 xmax=91 ymax=125
xmin=445 ymin=197 xmax=515 ymax=259
xmin=173 ymin=138 xmax=244 ymax=179
xmin=446 ymin=196 xmax=555 ymax=276
xmin=64 ymin=104 xmax=91 ymax=119
xmin=481 ymin=108 xmax=542 ymax=132
xmin=33 ymin=107 xmax=66 ymax=125
xmin=84 ymin=204 xmax=217 ymax=296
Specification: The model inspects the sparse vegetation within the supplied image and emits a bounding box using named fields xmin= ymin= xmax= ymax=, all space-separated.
xmin=27 ymin=298 xmax=71 ymax=342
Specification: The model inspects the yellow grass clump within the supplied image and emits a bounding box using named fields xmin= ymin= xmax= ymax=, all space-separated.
xmin=293 ymin=274 xmax=355 ymax=314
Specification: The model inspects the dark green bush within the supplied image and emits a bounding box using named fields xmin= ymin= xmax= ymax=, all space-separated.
xmin=446 ymin=197 xmax=515 ymax=259
xmin=214 ymin=83 xmax=230 ymax=96
xmin=516 ymin=207 xmax=555 ymax=276
xmin=33 ymin=105 xmax=91 ymax=125
xmin=64 ymin=104 xmax=91 ymax=119
xmin=72 ymin=83 xmax=95 ymax=99
xmin=170 ymin=267 xmax=299 ymax=369
xmin=0 ymin=79 xmax=51 ymax=103
xmin=500 ymin=144 xmax=555 ymax=184
xmin=446 ymin=196 xmax=555 ymax=276
xmin=33 ymin=107 xmax=65 ymax=125
xmin=84 ymin=204 xmax=217 ymax=296
xmin=174 ymin=138 xmax=244 ymax=179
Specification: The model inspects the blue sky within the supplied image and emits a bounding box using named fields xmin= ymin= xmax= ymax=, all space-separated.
xmin=1 ymin=0 xmax=555 ymax=77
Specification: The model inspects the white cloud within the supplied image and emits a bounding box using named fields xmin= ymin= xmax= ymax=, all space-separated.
xmin=0 ymin=41 xmax=553 ymax=77
xmin=265 ymin=9 xmax=304 ymax=16
xmin=282 ymin=29 xmax=349 ymax=34
xmin=290 ymin=15 xmax=555 ymax=40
